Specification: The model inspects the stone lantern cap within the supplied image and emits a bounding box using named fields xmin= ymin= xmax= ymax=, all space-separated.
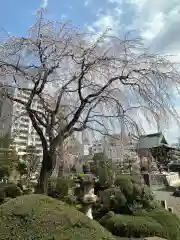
xmin=79 ymin=173 xmax=96 ymax=184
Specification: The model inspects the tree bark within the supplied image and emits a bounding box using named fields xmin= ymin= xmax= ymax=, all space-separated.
xmin=35 ymin=151 xmax=56 ymax=194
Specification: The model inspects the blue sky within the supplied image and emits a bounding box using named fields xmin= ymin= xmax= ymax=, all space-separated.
xmin=1 ymin=0 xmax=180 ymax=143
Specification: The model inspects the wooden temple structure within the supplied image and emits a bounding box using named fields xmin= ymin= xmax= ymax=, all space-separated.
xmin=136 ymin=132 xmax=179 ymax=172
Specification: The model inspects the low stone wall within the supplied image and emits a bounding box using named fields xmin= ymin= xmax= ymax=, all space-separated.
xmin=165 ymin=173 xmax=180 ymax=187
xmin=149 ymin=172 xmax=180 ymax=188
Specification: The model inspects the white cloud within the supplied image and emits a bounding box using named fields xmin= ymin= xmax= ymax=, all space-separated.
xmin=86 ymin=4 xmax=122 ymax=36
xmin=84 ymin=0 xmax=90 ymax=6
xmin=129 ymin=0 xmax=146 ymax=11
xmin=129 ymin=0 xmax=180 ymax=51
xmin=140 ymin=12 xmax=164 ymax=41
xmin=42 ymin=0 xmax=48 ymax=8
xmin=61 ymin=14 xmax=67 ymax=20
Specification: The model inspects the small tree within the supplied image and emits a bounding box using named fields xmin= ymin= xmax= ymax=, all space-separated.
xmin=0 ymin=136 xmax=19 ymax=181
xmin=16 ymin=162 xmax=28 ymax=179
xmin=0 ymin=9 xmax=180 ymax=193
xmin=21 ymin=145 xmax=40 ymax=182
xmin=90 ymin=153 xmax=114 ymax=188
xmin=123 ymin=153 xmax=137 ymax=174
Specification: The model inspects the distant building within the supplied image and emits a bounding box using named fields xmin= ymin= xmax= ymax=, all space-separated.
xmin=91 ymin=133 xmax=138 ymax=163
xmin=91 ymin=140 xmax=104 ymax=154
xmin=136 ymin=132 xmax=169 ymax=160
xmin=136 ymin=132 xmax=176 ymax=171
xmin=53 ymin=134 xmax=84 ymax=176
xmin=0 ymin=86 xmax=44 ymax=159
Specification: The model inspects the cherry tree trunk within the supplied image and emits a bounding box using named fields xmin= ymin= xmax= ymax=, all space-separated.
xmin=35 ymin=151 xmax=56 ymax=194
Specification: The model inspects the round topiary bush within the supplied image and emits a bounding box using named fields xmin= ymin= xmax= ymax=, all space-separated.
xmin=4 ymin=183 xmax=22 ymax=198
xmin=100 ymin=187 xmax=127 ymax=211
xmin=0 ymin=194 xmax=116 ymax=240
xmin=114 ymin=175 xmax=134 ymax=197
xmin=135 ymin=208 xmax=180 ymax=240
xmin=100 ymin=212 xmax=166 ymax=238
xmin=0 ymin=183 xmax=22 ymax=203
xmin=114 ymin=175 xmax=156 ymax=210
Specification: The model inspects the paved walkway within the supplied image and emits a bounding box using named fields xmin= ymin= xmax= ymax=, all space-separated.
xmin=153 ymin=188 xmax=180 ymax=215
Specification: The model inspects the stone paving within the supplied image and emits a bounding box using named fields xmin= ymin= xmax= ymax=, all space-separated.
xmin=153 ymin=188 xmax=180 ymax=215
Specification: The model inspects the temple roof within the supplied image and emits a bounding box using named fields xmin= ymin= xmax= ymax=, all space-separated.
xmin=136 ymin=132 xmax=168 ymax=149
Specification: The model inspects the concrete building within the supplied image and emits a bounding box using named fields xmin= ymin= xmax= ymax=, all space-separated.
xmin=91 ymin=140 xmax=104 ymax=154
xmin=0 ymin=86 xmax=44 ymax=159
xmin=91 ymin=133 xmax=138 ymax=163
xmin=53 ymin=133 xmax=84 ymax=176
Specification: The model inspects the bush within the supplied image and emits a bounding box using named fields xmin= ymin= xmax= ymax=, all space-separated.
xmin=48 ymin=177 xmax=74 ymax=199
xmin=93 ymin=187 xmax=128 ymax=220
xmin=100 ymin=188 xmax=127 ymax=211
xmin=135 ymin=208 xmax=180 ymax=240
xmin=3 ymin=183 xmax=22 ymax=198
xmin=114 ymin=175 xmax=134 ymax=198
xmin=130 ymin=174 xmax=143 ymax=184
xmin=100 ymin=212 xmax=166 ymax=238
xmin=94 ymin=175 xmax=158 ymax=221
xmin=0 ymin=166 xmax=10 ymax=180
xmin=0 ymin=189 xmax=5 ymax=203
xmin=0 ymin=194 xmax=116 ymax=240
xmin=0 ymin=183 xmax=22 ymax=202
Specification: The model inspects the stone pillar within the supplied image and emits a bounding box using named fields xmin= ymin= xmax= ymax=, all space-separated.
xmin=161 ymin=200 xmax=167 ymax=210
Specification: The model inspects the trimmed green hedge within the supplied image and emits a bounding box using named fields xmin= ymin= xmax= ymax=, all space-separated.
xmin=100 ymin=212 xmax=166 ymax=238
xmin=135 ymin=208 xmax=180 ymax=240
xmin=0 ymin=194 xmax=116 ymax=240
xmin=0 ymin=183 xmax=22 ymax=203
xmin=94 ymin=175 xmax=158 ymax=219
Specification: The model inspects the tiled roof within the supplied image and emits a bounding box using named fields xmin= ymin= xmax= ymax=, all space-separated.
xmin=137 ymin=132 xmax=168 ymax=149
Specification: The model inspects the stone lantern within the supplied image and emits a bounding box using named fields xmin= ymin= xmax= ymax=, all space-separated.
xmin=74 ymin=164 xmax=97 ymax=219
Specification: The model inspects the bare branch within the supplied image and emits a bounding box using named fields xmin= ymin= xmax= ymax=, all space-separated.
xmin=0 ymin=9 xmax=179 ymax=192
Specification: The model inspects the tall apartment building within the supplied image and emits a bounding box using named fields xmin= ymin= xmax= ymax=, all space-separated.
xmin=0 ymin=86 xmax=44 ymax=159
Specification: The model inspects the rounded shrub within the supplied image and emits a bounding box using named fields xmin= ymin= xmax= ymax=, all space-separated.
xmin=113 ymin=175 xmax=156 ymax=212
xmin=4 ymin=183 xmax=22 ymax=198
xmin=0 ymin=183 xmax=22 ymax=201
xmin=100 ymin=188 xmax=127 ymax=211
xmin=0 ymin=194 xmax=116 ymax=240
xmin=130 ymin=174 xmax=143 ymax=184
xmin=135 ymin=208 xmax=180 ymax=240
xmin=115 ymin=175 xmax=134 ymax=197
xmin=100 ymin=213 xmax=166 ymax=238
